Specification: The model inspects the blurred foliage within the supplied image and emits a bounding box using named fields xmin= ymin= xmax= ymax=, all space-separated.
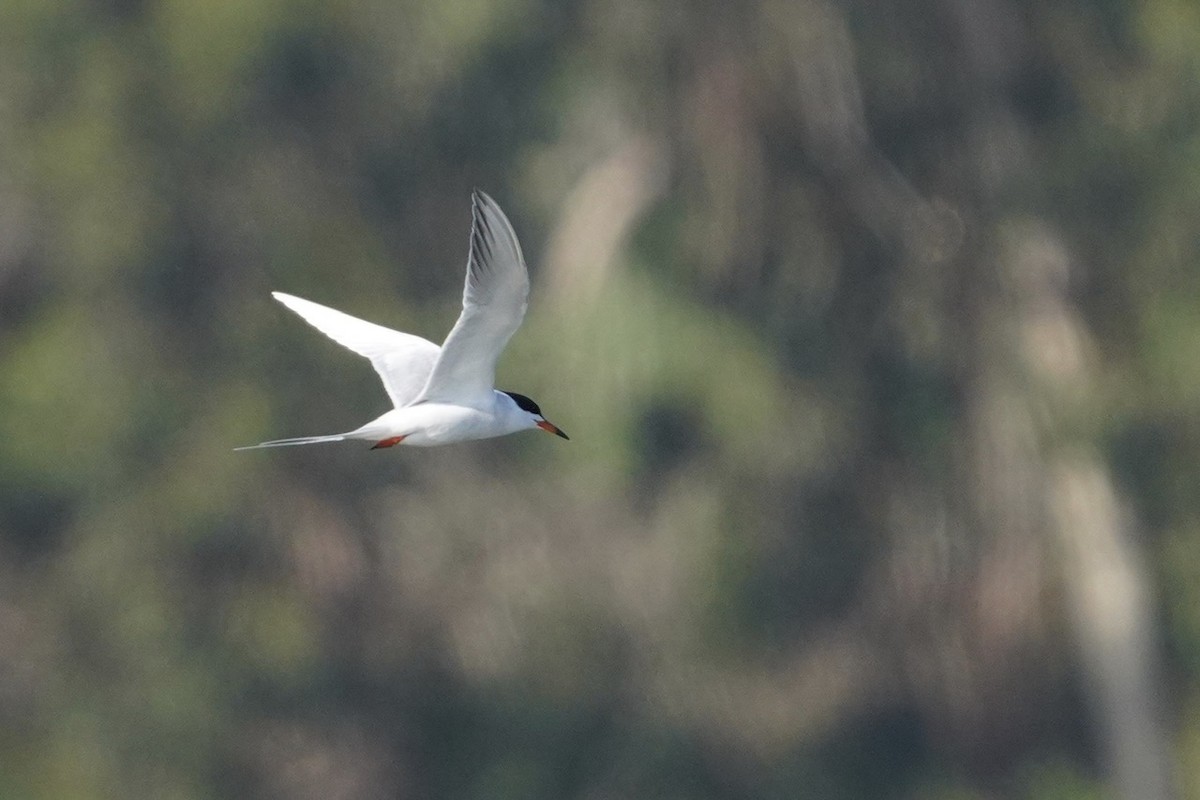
xmin=0 ymin=0 xmax=1197 ymax=798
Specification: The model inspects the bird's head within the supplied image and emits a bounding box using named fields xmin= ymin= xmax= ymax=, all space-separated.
xmin=502 ymin=391 xmax=569 ymax=440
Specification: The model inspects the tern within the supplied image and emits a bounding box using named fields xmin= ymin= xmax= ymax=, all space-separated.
xmin=237 ymin=190 xmax=568 ymax=451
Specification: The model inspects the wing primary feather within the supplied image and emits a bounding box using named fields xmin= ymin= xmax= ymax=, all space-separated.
xmin=470 ymin=194 xmax=496 ymax=282
xmin=413 ymin=190 xmax=530 ymax=406
xmin=271 ymin=292 xmax=441 ymax=409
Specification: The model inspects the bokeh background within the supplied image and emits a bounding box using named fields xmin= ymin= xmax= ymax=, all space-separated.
xmin=1 ymin=0 xmax=1198 ymax=797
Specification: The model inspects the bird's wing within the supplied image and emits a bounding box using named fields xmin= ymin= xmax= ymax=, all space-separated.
xmin=414 ymin=190 xmax=530 ymax=407
xmin=272 ymin=292 xmax=440 ymax=408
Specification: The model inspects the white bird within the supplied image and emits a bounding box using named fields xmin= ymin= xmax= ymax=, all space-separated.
xmin=237 ymin=190 xmax=568 ymax=451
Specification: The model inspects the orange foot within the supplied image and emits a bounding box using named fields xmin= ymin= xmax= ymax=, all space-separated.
xmin=370 ymin=435 xmax=407 ymax=449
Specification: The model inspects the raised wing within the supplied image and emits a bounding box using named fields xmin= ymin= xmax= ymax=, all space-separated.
xmin=414 ymin=190 xmax=530 ymax=407
xmin=272 ymin=292 xmax=440 ymax=408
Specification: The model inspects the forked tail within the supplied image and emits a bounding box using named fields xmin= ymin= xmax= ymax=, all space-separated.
xmin=234 ymin=434 xmax=346 ymax=451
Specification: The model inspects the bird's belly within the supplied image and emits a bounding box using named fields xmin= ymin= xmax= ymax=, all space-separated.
xmin=393 ymin=403 xmax=504 ymax=447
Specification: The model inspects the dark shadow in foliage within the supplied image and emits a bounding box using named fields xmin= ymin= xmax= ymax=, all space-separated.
xmin=712 ymin=476 xmax=872 ymax=650
xmin=629 ymin=396 xmax=708 ymax=509
xmin=0 ymin=483 xmax=72 ymax=560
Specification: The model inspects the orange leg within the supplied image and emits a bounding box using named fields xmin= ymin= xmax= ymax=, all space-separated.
xmin=370 ymin=435 xmax=407 ymax=449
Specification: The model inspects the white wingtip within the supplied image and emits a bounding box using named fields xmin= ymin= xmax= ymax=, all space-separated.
xmin=272 ymin=291 xmax=304 ymax=310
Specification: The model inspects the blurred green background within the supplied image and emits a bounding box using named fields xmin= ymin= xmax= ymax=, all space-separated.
xmin=1 ymin=0 xmax=1198 ymax=797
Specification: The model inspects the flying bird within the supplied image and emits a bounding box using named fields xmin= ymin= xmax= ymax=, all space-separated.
xmin=237 ymin=190 xmax=568 ymax=451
